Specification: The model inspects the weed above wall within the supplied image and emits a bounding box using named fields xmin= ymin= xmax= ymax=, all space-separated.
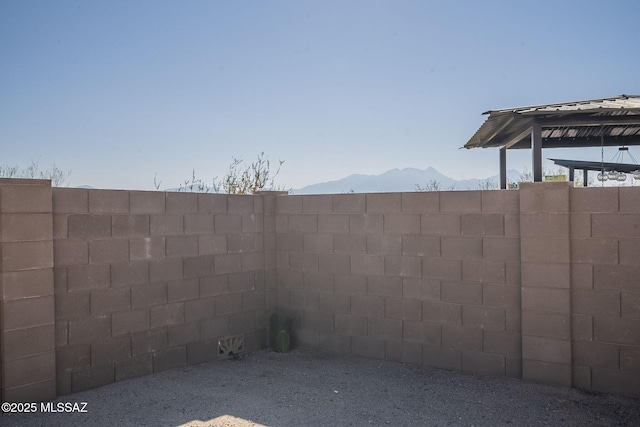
xmin=155 ymin=152 xmax=288 ymax=194
xmin=0 ymin=159 xmax=71 ymax=187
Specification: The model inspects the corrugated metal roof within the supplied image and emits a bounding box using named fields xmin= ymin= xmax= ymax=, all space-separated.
xmin=465 ymin=94 xmax=640 ymax=149
xmin=484 ymin=94 xmax=640 ymax=114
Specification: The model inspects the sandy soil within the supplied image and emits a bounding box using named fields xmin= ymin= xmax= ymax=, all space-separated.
xmin=2 ymin=348 xmax=639 ymax=427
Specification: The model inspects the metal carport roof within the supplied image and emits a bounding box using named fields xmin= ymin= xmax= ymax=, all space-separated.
xmin=463 ymin=94 xmax=640 ymax=187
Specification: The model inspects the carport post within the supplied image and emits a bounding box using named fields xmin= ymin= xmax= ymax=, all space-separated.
xmin=583 ymin=169 xmax=589 ymax=187
xmin=532 ymin=120 xmax=542 ymax=182
xmin=500 ymin=147 xmax=507 ymax=189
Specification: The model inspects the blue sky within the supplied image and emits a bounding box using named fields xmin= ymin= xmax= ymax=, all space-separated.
xmin=2 ymin=0 xmax=639 ymax=190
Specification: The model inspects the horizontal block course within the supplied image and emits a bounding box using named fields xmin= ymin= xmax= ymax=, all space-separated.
xmin=111 ymin=261 xmax=149 ymax=286
xmin=462 ymin=260 xmax=505 ymax=284
xmin=522 ymin=312 xmax=570 ymax=339
xmin=89 ymin=190 xmax=129 ymax=213
xmin=153 ymin=346 xmax=187 ymax=372
xmin=54 ymin=240 xmax=88 ymax=266
xmin=2 ymin=240 xmax=54 ymax=271
xmin=302 ymin=195 xmax=333 ymax=213
xmin=441 ymin=236 xmax=482 ymax=259
xmin=350 ymin=213 xmax=383 ymax=234
xmin=1 ymin=182 xmax=52 ymax=213
xmin=318 ymin=214 xmax=349 ymax=233
xmin=3 ymin=296 xmax=54 ymax=330
xmin=572 ymin=290 xmax=620 ymax=316
xmin=89 ymin=239 xmax=129 ymax=264
xmin=593 ymin=264 xmax=640 ymax=292
xmin=521 ymin=263 xmax=570 ymax=288
xmin=384 ymin=297 xmax=421 ymax=321
xmin=112 ymin=215 xmax=149 ymax=237
xmin=166 ymin=193 xmax=197 ymax=213
xmin=522 ymin=335 xmax=571 ymax=364
xmin=401 ymin=192 xmax=439 ymax=213
xmin=132 ymin=329 xmax=167 ymax=356
xmin=67 ymin=264 xmax=110 ymax=291
xmin=351 ymin=254 xmax=384 ymax=276
xmin=197 ymin=194 xmax=227 ymax=213
xmin=68 ymin=315 xmax=111 ymax=345
xmin=423 ymin=258 xmax=461 ymax=281
xmin=1 ymin=213 xmax=53 ymax=242
xmin=570 ymin=239 xmax=618 ymax=264
xmin=592 ymin=214 xmax=640 ymax=238
xmin=442 ymin=326 xmax=482 ymax=351
xmin=483 ymin=330 xmax=521 ymax=357
xmin=440 ymin=191 xmax=481 ymax=212
xmin=573 ymin=341 xmax=620 ymax=369
xmin=367 ymin=317 xmax=402 ymax=340
xmin=462 ymin=306 xmax=505 ymax=331
xmin=366 ymin=193 xmax=401 ymax=212
xmin=3 ymin=352 xmax=55 ymax=389
xmin=332 ymin=194 xmax=365 ymax=212
xmin=421 ymin=214 xmax=460 ymax=235
xmin=68 ymin=215 xmax=111 ymax=239
xmin=402 ymin=278 xmax=440 ymax=301
xmin=53 ymin=188 xmax=88 ymax=213
xmin=130 ymin=191 xmax=165 ymax=214
xmin=91 ymin=287 xmax=130 ymax=314
xmin=150 ymin=303 xmax=185 ymax=328
xmin=520 ymin=213 xmax=569 ymax=238
xmin=150 ymin=214 xmax=183 ymax=235
xmin=403 ymin=320 xmax=441 ymax=344
xmin=227 ymin=195 xmax=254 ymax=214
xmin=594 ymin=317 xmax=640 ymax=346
xmin=2 ymin=269 xmax=54 ymax=301
xmin=402 ymin=235 xmax=439 ymax=257
xmin=112 ymin=309 xmax=151 ymax=336
xmin=384 ymin=256 xmax=422 ymax=278
xmin=461 ymin=213 xmax=504 ymax=236
xmin=384 ymin=214 xmax=420 ymax=234
xmin=2 ymin=324 xmax=55 ymax=360
xmin=572 ymin=187 xmax=620 ymax=213
xmin=288 ymin=214 xmax=318 ymax=233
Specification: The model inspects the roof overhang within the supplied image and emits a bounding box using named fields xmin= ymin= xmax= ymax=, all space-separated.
xmin=464 ymin=94 xmax=640 ymax=150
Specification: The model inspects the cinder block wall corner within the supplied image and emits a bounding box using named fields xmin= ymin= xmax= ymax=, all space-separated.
xmin=0 ymin=179 xmax=56 ymax=403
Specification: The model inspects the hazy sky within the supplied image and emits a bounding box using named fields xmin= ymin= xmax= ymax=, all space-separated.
xmin=2 ymin=0 xmax=639 ymax=190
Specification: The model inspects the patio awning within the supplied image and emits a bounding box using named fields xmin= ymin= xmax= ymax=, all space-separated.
xmin=464 ymin=94 xmax=640 ymax=188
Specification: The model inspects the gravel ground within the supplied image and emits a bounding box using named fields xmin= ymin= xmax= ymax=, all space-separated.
xmin=2 ymin=348 xmax=639 ymax=427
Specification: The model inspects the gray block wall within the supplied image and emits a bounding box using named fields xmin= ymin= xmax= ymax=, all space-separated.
xmin=1 ymin=179 xmax=638 ymax=402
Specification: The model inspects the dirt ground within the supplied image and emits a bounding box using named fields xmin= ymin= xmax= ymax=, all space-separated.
xmin=2 ymin=348 xmax=639 ymax=427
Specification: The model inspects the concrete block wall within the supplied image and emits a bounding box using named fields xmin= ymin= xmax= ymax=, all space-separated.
xmin=2 ymin=178 xmax=639 ymax=401
xmin=51 ymin=188 xmax=266 ymax=396
xmin=0 ymin=179 xmax=56 ymax=402
xmin=569 ymin=186 xmax=640 ymax=396
xmin=273 ymin=191 xmax=523 ymax=378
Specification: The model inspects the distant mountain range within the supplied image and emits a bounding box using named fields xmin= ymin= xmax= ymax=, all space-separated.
xmin=75 ymin=167 xmax=524 ymax=193
xmin=292 ymin=167 xmax=523 ymax=194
